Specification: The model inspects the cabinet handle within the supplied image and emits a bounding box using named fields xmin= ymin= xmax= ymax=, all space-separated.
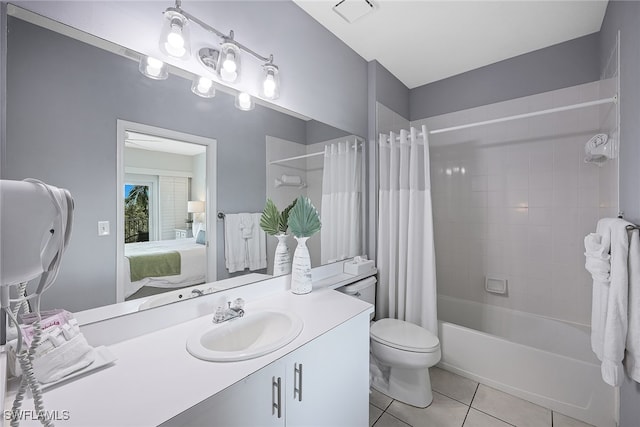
xmin=272 ymin=376 xmax=282 ymax=419
xmin=294 ymin=363 xmax=303 ymax=402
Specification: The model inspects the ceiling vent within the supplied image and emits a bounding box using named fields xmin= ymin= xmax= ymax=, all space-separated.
xmin=332 ymin=0 xmax=375 ymax=24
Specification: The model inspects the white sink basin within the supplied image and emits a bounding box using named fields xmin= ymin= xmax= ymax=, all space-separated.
xmin=186 ymin=310 xmax=303 ymax=362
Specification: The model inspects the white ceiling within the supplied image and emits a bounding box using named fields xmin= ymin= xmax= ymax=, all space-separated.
xmin=294 ymin=0 xmax=608 ymax=89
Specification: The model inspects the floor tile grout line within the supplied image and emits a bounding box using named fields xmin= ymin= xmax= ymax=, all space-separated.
xmin=432 ymin=387 xmax=477 ymax=408
xmin=459 ymin=383 xmax=480 ymax=427
xmin=369 ymin=395 xmax=394 ymax=412
xmin=472 ymin=407 xmax=518 ymax=426
xmin=469 ymin=383 xmax=480 ymax=408
xmin=371 ymin=408 xmax=384 ymax=427
xmin=380 ymin=410 xmax=411 ymax=427
xmin=471 ymin=383 xmax=554 ymax=427
xmin=461 ymin=403 xmax=472 ymax=427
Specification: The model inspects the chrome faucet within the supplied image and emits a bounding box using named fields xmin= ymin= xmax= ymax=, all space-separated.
xmin=191 ymin=289 xmax=204 ymax=297
xmin=213 ymin=298 xmax=245 ymax=323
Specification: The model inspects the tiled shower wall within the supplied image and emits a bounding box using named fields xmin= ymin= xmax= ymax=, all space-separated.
xmin=412 ymin=80 xmax=618 ymax=326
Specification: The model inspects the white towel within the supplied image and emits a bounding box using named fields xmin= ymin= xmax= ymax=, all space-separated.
xmin=585 ymin=257 xmax=611 ymax=282
xmin=591 ymin=218 xmax=615 ymax=361
xmin=246 ymin=213 xmax=267 ymax=271
xmin=584 ymin=232 xmax=611 ymax=282
xmin=591 ymin=218 xmax=632 ymax=386
xmin=624 ymin=229 xmax=640 ymax=382
xmin=224 ymin=214 xmax=248 ymax=273
xmin=585 ymin=233 xmax=609 ymax=257
xmin=239 ymin=213 xmax=255 ymax=240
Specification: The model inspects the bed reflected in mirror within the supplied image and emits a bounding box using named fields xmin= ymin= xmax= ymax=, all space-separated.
xmin=120 ymin=127 xmax=210 ymax=302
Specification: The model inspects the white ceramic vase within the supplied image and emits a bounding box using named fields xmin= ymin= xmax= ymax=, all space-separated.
xmin=291 ymin=236 xmax=312 ymax=294
xmin=273 ymin=234 xmax=291 ymax=276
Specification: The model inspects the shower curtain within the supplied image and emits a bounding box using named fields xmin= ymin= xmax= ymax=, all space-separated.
xmin=321 ymin=139 xmax=362 ymax=264
xmin=377 ymin=126 xmax=437 ymax=334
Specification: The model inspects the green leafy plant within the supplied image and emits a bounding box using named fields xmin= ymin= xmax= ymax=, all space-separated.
xmin=260 ymin=198 xmax=297 ymax=236
xmin=287 ymin=196 xmax=321 ymax=238
xmin=279 ymin=199 xmax=297 ymax=234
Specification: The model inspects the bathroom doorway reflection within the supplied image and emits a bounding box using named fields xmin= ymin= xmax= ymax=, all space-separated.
xmin=116 ymin=120 xmax=217 ymax=303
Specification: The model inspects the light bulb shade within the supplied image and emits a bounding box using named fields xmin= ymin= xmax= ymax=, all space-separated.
xmin=187 ymin=200 xmax=206 ymax=213
xmin=159 ymin=9 xmax=190 ymax=59
xmin=219 ymin=42 xmax=240 ymax=83
xmin=139 ymin=56 xmax=169 ymax=80
xmin=191 ymin=76 xmax=216 ymax=98
xmin=235 ymin=92 xmax=255 ymax=111
xmin=262 ymin=64 xmax=280 ymax=100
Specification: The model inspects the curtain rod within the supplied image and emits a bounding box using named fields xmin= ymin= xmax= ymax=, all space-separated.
xmin=270 ymin=139 xmax=362 ymax=165
xmin=384 ymin=95 xmax=617 ymax=142
xmin=431 ymin=95 xmax=617 ymax=135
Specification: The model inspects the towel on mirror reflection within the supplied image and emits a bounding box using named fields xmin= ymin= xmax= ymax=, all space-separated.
xmin=239 ymin=213 xmax=255 ymax=240
xmin=224 ymin=213 xmax=266 ymax=272
xmin=624 ymin=229 xmax=640 ymax=382
xmin=224 ymin=214 xmax=248 ymax=273
xmin=246 ymin=213 xmax=267 ymax=271
xmin=591 ymin=218 xmax=632 ymax=386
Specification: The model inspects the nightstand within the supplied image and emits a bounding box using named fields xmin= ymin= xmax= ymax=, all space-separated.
xmin=175 ymin=228 xmax=193 ymax=239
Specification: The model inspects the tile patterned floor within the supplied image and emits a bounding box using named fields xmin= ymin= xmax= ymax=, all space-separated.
xmin=369 ymin=367 xmax=595 ymax=427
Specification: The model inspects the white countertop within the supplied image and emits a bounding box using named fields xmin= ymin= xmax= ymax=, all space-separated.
xmin=6 ymin=288 xmax=373 ymax=426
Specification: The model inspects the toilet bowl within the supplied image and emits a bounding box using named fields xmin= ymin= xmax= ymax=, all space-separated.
xmin=370 ymin=318 xmax=441 ymax=408
xmin=337 ymin=276 xmax=441 ymax=407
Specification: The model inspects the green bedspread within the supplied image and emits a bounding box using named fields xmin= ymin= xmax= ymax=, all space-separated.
xmin=128 ymin=251 xmax=181 ymax=282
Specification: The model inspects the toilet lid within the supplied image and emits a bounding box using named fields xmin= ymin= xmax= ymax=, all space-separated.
xmin=370 ymin=318 xmax=440 ymax=352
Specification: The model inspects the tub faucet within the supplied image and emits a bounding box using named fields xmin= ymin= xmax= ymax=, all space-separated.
xmin=191 ymin=289 xmax=204 ymax=297
xmin=213 ymin=298 xmax=245 ymax=323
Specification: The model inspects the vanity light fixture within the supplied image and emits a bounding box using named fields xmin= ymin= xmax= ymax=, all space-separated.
xmin=139 ymin=56 xmax=169 ymax=80
xmin=191 ymin=76 xmax=216 ymax=98
xmin=262 ymin=63 xmax=280 ymax=100
xmin=159 ymin=8 xmax=191 ymax=59
xmin=235 ymin=92 xmax=255 ymax=111
xmin=197 ymin=47 xmax=220 ymax=73
xmin=220 ymin=41 xmax=240 ymax=82
xmin=159 ymin=1 xmax=280 ymax=103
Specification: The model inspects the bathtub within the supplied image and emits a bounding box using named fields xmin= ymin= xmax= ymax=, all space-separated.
xmin=437 ymin=295 xmax=615 ymax=427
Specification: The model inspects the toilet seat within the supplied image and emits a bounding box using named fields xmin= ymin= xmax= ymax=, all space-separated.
xmin=370 ymin=318 xmax=439 ymax=353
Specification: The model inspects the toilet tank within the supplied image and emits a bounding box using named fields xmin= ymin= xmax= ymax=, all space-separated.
xmin=337 ymin=277 xmax=376 ymax=320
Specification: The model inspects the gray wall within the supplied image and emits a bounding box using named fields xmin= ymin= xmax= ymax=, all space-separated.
xmin=599 ymin=2 xmax=640 ymax=425
xmin=4 ymin=18 xmax=307 ymax=310
xmin=13 ymin=1 xmax=368 ymax=138
xmin=410 ymin=33 xmax=601 ymax=120
xmin=372 ymin=60 xmax=410 ymax=121
xmin=305 ymin=120 xmax=351 ymax=145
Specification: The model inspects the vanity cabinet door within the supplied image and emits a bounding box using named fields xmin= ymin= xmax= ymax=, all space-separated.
xmin=160 ymin=361 xmax=286 ymax=427
xmin=284 ymin=312 xmax=370 ymax=427
xmin=160 ymin=312 xmax=369 ymax=427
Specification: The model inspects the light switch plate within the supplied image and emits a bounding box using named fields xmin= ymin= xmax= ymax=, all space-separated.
xmin=98 ymin=221 xmax=110 ymax=236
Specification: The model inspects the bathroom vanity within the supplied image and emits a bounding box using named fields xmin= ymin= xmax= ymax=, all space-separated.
xmin=3 ymin=277 xmax=373 ymax=426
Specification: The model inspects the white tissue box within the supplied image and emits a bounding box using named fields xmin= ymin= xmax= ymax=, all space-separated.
xmin=344 ymin=259 xmax=375 ymax=276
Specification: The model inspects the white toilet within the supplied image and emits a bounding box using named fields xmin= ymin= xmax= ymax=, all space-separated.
xmin=338 ymin=278 xmax=441 ymax=408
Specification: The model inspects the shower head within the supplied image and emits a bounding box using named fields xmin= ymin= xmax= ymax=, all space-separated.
xmin=584 ymin=133 xmax=614 ymax=165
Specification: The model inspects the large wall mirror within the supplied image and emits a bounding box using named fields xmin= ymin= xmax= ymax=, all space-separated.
xmin=3 ymin=6 xmax=367 ymax=318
